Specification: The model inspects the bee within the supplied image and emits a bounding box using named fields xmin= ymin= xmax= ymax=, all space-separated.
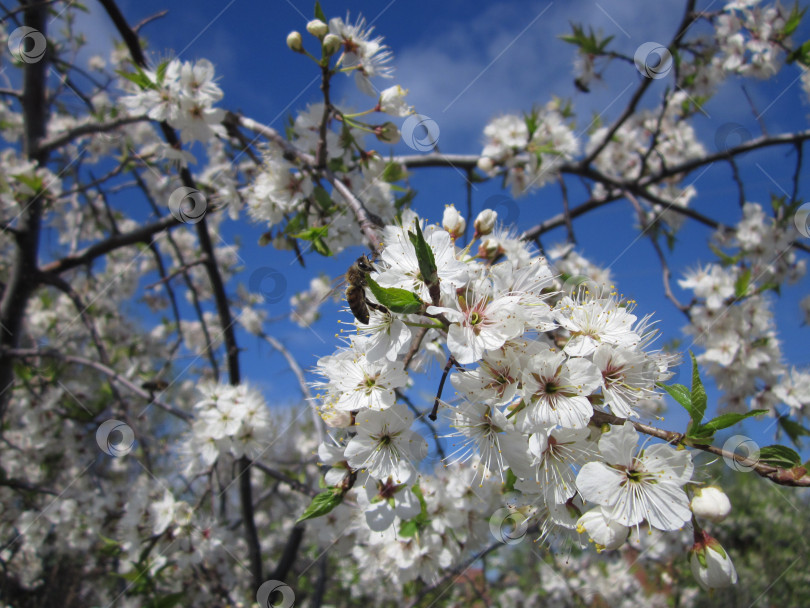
xmin=345 ymin=254 xmax=386 ymax=324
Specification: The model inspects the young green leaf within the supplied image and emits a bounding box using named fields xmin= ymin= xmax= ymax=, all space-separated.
xmin=757 ymin=445 xmax=802 ymax=469
xmin=366 ymin=276 xmax=423 ymax=314
xmin=689 ymin=352 xmax=707 ymax=426
xmin=312 ymin=186 xmax=333 ymax=211
xmin=297 ymin=489 xmax=343 ymax=522
xmin=398 ymin=519 xmax=420 ymax=538
xmin=382 ymin=161 xmax=408 ymax=183
xmin=698 ymin=410 xmax=767 ymax=435
xmin=292 ymin=226 xmax=332 ymax=256
xmin=658 ymin=382 xmax=692 ymax=411
xmin=734 ymin=268 xmax=752 ymax=298
xmin=783 ymin=3 xmax=806 ymax=37
xmin=407 ymin=219 xmax=438 ymax=287
xmin=314 ymin=1 xmax=327 ymax=22
xmin=778 ymin=416 xmax=810 ymax=447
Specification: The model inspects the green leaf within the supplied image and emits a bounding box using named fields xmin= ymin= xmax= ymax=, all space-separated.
xmin=783 ymin=3 xmax=806 ymax=37
xmin=365 ymin=276 xmax=423 ymax=314
xmin=284 ymin=211 xmax=306 ymax=236
xmin=297 ymin=489 xmax=343 ymax=522
xmin=312 ymin=237 xmax=332 ymax=256
xmin=778 ymin=416 xmax=810 ymax=447
xmin=327 ymin=157 xmax=348 ymax=173
xmin=13 ymin=173 xmax=44 ymax=193
xmin=314 ymin=1 xmax=327 ymax=22
xmin=155 ymin=60 xmax=170 ymax=86
xmin=734 ymin=268 xmax=752 ymax=298
xmin=115 ymin=67 xmax=154 ymax=90
xmin=689 ymin=352 xmax=707 ymax=427
xmin=398 ymin=519 xmax=420 ymax=537
xmin=658 ymin=382 xmax=692 ymax=411
xmin=312 ymin=186 xmax=333 ymax=212
xmin=394 ymin=189 xmax=417 ymax=211
xmin=709 ymin=242 xmax=740 ymax=267
xmin=292 ymin=226 xmax=332 ymax=257
xmin=407 ymin=219 xmax=438 ymax=287
xmin=758 ymin=445 xmax=802 ymax=469
xmin=291 ymin=225 xmax=327 ymax=241
xmin=787 ymin=39 xmax=810 ymax=64
xmin=382 ymin=161 xmax=408 ymax=183
xmin=504 ymin=468 xmax=518 ymax=493
xmin=698 ymin=410 xmax=767 ymax=435
xmin=398 ymin=484 xmax=429 ymax=537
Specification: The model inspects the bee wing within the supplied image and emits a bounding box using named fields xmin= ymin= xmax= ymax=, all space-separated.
xmin=312 ymin=274 xmax=347 ymax=309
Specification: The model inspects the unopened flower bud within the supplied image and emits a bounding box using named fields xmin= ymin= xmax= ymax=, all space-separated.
xmin=375 ymin=122 xmax=400 ymax=145
xmin=306 ymin=19 xmax=329 ymax=38
xmin=442 ymin=205 xmax=466 ymax=239
xmin=322 ymin=33 xmax=342 ymax=56
xmin=478 ymin=237 xmax=500 ymax=260
xmin=477 ymin=156 xmax=495 ymax=174
xmin=287 ymin=31 xmax=304 ymax=53
xmin=474 ymin=209 xmax=498 ymax=237
xmin=689 ymin=531 xmax=738 ymax=591
xmin=690 ymin=487 xmax=731 ymax=523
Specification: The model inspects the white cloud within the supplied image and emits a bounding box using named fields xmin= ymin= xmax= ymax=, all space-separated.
xmin=332 ymin=0 xmax=690 ymax=153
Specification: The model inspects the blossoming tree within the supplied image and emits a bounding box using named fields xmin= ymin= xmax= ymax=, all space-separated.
xmin=0 ymin=0 xmax=808 ymax=606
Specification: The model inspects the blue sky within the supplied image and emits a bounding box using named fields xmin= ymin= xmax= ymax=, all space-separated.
xmin=81 ymin=1 xmax=810 ymax=454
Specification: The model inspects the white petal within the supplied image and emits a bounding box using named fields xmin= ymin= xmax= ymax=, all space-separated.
xmin=365 ymin=500 xmax=395 ymax=531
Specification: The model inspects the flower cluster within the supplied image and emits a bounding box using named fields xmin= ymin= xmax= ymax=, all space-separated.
xmin=679 ymin=201 xmax=809 ymax=414
xmin=119 ymin=58 xmax=225 ymax=145
xmin=183 ymin=382 xmax=275 ymax=472
xmin=715 ymin=0 xmax=791 ymax=79
xmin=312 ymin=207 xmax=710 ymax=584
xmin=477 ymin=99 xmax=579 ymax=196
